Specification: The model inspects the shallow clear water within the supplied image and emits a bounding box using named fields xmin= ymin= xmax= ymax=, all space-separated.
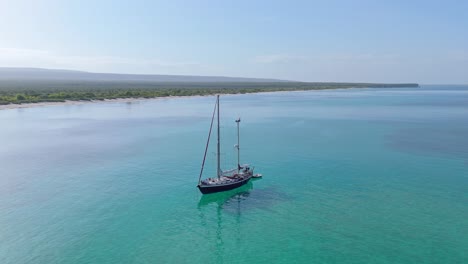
xmin=1 ymin=86 xmax=467 ymax=263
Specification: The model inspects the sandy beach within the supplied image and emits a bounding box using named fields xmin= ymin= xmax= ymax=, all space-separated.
xmin=0 ymin=88 xmax=368 ymax=111
xmin=0 ymin=90 xmax=298 ymax=111
xmin=0 ymin=95 xmax=211 ymax=111
xmin=0 ymin=98 xmax=143 ymax=110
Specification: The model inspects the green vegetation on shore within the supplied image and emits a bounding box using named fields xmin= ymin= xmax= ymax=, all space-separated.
xmin=0 ymin=81 xmax=418 ymax=105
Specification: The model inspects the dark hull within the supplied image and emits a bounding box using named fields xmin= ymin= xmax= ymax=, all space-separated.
xmin=198 ymin=176 xmax=251 ymax=194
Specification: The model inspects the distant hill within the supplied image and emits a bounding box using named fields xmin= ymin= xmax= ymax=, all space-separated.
xmin=0 ymin=67 xmax=289 ymax=83
xmin=0 ymin=67 xmax=419 ymax=105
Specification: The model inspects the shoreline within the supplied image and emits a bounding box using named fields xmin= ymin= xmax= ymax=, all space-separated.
xmin=0 ymin=90 xmax=308 ymax=111
xmin=0 ymin=87 xmax=384 ymax=111
xmin=0 ymin=95 xmax=208 ymax=111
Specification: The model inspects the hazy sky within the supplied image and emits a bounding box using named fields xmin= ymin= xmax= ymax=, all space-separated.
xmin=0 ymin=0 xmax=467 ymax=83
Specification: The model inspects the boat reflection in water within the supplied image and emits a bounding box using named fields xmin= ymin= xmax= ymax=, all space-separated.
xmin=197 ymin=181 xmax=254 ymax=208
xmin=196 ymin=181 xmax=256 ymax=263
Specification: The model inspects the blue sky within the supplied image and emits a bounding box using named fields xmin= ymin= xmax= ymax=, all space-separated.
xmin=0 ymin=0 xmax=467 ymax=83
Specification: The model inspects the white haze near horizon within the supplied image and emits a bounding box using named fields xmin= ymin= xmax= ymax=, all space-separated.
xmin=0 ymin=1 xmax=467 ymax=84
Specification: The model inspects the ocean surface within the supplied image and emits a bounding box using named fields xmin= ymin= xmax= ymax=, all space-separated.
xmin=0 ymin=85 xmax=467 ymax=263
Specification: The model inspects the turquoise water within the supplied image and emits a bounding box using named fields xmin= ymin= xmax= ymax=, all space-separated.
xmin=0 ymin=86 xmax=467 ymax=263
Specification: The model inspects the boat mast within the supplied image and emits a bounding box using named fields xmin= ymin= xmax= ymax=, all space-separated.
xmin=217 ymin=95 xmax=221 ymax=179
xmin=236 ymin=117 xmax=241 ymax=173
xmin=198 ymin=97 xmax=217 ymax=185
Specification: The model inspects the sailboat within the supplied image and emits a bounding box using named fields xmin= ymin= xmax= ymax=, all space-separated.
xmin=197 ymin=95 xmax=254 ymax=194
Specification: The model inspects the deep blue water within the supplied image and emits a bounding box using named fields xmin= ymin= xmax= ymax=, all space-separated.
xmin=0 ymin=85 xmax=467 ymax=263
